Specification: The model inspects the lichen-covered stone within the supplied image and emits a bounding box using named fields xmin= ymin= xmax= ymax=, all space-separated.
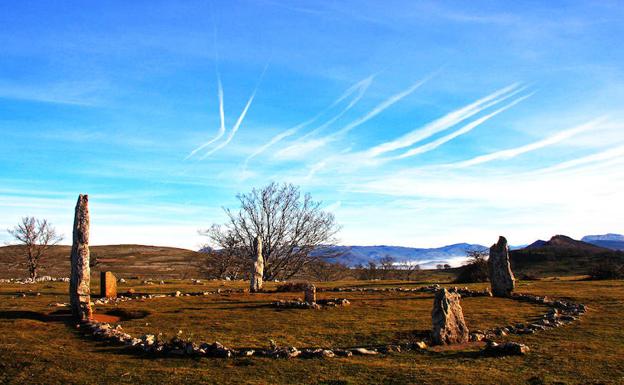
xmin=488 ymin=236 xmax=515 ymax=297
xmin=250 ymin=235 xmax=263 ymax=292
xmin=431 ymin=288 xmax=469 ymax=345
xmin=70 ymin=194 xmax=92 ymax=321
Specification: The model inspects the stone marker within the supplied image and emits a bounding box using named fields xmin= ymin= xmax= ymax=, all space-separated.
xmin=69 ymin=194 xmax=92 ymax=321
xmin=100 ymin=271 xmax=117 ymax=298
xmin=304 ymin=284 xmax=316 ymax=304
xmin=488 ymin=236 xmax=515 ymax=297
xmin=431 ymin=288 xmax=469 ymax=345
xmin=250 ymin=235 xmax=263 ymax=292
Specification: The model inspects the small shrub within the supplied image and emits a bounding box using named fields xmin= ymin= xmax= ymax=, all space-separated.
xmin=590 ymin=261 xmax=624 ymax=280
xmin=275 ymin=281 xmax=311 ymax=292
xmin=518 ymin=273 xmax=539 ymax=281
xmin=454 ymin=250 xmax=489 ymax=283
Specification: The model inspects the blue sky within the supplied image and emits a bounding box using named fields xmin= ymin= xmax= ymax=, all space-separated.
xmin=1 ymin=1 xmax=623 ymax=249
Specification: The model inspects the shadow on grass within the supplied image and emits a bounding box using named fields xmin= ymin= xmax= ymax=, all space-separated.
xmin=0 ymin=309 xmax=74 ymax=323
xmin=105 ymin=309 xmax=150 ymax=321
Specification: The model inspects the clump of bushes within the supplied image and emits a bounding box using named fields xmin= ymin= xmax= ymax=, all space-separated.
xmin=454 ymin=250 xmax=489 ymax=284
xmin=275 ymin=281 xmax=312 ymax=292
xmin=590 ymin=261 xmax=624 ymax=280
xmin=518 ymin=273 xmax=539 ymax=281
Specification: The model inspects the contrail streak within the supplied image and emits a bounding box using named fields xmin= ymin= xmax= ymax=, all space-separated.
xmin=185 ymin=9 xmax=225 ymax=160
xmin=392 ymin=92 xmax=534 ymax=160
xmin=184 ymin=76 xmax=226 ymax=160
xmin=335 ymin=75 xmax=432 ymax=137
xmin=200 ymin=62 xmax=270 ymax=159
xmin=299 ymin=76 xmax=372 ymax=139
xmin=247 ymin=74 xmax=374 ymax=165
xmin=365 ymin=83 xmax=522 ymax=158
xmin=449 ymin=117 xmax=607 ymax=168
xmin=276 ymin=73 xmax=433 ymax=159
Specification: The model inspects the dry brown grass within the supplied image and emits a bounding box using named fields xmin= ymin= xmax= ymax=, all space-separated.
xmin=0 ymin=277 xmax=623 ymax=384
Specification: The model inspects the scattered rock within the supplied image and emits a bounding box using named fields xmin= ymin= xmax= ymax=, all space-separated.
xmin=484 ymin=341 xmax=530 ymax=356
xmin=350 ymin=348 xmax=378 ymax=355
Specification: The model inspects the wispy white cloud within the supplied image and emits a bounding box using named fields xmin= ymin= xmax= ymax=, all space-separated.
xmin=247 ymin=74 xmax=374 ymax=166
xmin=0 ymin=80 xmax=105 ymax=106
xmin=534 ymin=144 xmax=624 ymax=174
xmin=448 ymin=117 xmax=607 ymax=168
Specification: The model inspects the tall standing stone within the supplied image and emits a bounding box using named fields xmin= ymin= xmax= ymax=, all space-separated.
xmin=250 ymin=235 xmax=263 ymax=292
xmin=304 ymin=284 xmax=316 ymax=304
xmin=100 ymin=271 xmax=117 ymax=298
xmin=488 ymin=236 xmax=515 ymax=297
xmin=70 ymin=194 xmax=92 ymax=321
xmin=431 ymin=288 xmax=469 ymax=345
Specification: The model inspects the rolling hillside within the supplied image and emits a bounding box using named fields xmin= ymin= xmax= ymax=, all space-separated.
xmin=510 ymin=235 xmax=624 ymax=277
xmin=0 ymin=244 xmax=204 ymax=279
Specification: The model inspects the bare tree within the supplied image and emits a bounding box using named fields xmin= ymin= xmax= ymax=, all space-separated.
xmin=7 ymin=217 xmax=63 ymax=280
xmin=379 ymin=255 xmax=395 ymax=279
xmin=199 ymin=230 xmax=248 ymax=280
xmin=305 ymin=260 xmax=350 ymax=282
xmin=455 ymin=250 xmax=489 ymax=283
xmin=401 ymin=261 xmax=421 ymax=281
xmin=202 ymin=183 xmax=341 ymax=281
xmin=360 ymin=261 xmax=378 ymax=280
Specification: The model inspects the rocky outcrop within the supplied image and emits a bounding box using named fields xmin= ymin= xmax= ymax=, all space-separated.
xmin=431 ymin=288 xmax=469 ymax=345
xmin=488 ymin=236 xmax=515 ymax=297
xmin=250 ymin=236 xmax=263 ymax=293
xmin=69 ymin=194 xmax=92 ymax=321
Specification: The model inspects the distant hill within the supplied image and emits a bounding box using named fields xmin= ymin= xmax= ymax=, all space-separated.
xmin=581 ymin=234 xmax=624 ymax=251
xmin=320 ymin=243 xmax=488 ymax=269
xmin=511 ymin=235 xmax=624 ymax=277
xmin=0 ymin=244 xmax=204 ymax=279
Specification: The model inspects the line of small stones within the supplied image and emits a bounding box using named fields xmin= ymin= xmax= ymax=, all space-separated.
xmin=271 ymin=298 xmax=351 ymax=309
xmin=75 ymin=284 xmax=586 ymax=359
xmin=0 ymin=276 xmax=70 ymax=285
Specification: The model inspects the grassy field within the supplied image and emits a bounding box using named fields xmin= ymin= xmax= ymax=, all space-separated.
xmin=0 ymin=278 xmax=623 ymax=384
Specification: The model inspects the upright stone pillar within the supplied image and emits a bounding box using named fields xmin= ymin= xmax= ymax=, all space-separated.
xmin=100 ymin=271 xmax=117 ymax=298
xmin=250 ymin=235 xmax=264 ymax=292
xmin=304 ymin=284 xmax=316 ymax=304
xmin=488 ymin=236 xmax=515 ymax=297
xmin=70 ymin=194 xmax=92 ymax=321
xmin=431 ymin=288 xmax=469 ymax=345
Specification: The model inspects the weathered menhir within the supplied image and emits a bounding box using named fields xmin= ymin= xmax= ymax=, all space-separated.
xmin=431 ymin=288 xmax=469 ymax=345
xmin=69 ymin=194 xmax=92 ymax=321
xmin=488 ymin=236 xmax=515 ymax=297
xmin=250 ymin=235 xmax=263 ymax=292
xmin=100 ymin=271 xmax=117 ymax=299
